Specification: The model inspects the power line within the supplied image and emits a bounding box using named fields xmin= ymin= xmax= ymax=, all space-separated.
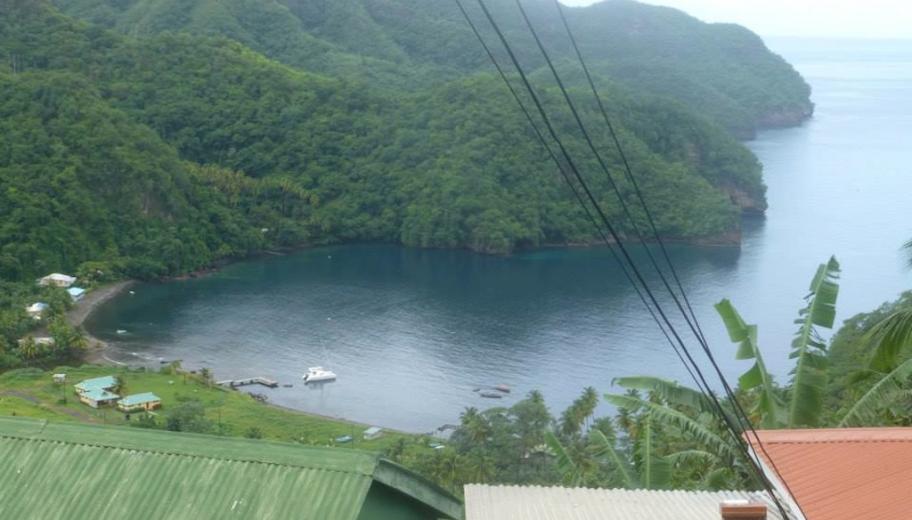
xmin=462 ymin=0 xmax=794 ymax=517
xmin=453 ymin=0 xmax=703 ymax=394
xmin=551 ymin=0 xmax=708 ymax=347
xmin=470 ymin=0 xmax=733 ymax=445
xmin=548 ymin=5 xmax=805 ymax=516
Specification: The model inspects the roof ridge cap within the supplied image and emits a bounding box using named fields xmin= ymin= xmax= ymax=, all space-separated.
xmin=0 ymin=431 xmax=377 ymax=476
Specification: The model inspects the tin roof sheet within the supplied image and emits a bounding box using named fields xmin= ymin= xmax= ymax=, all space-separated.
xmin=464 ymin=485 xmax=784 ymax=520
xmin=749 ymin=428 xmax=912 ymax=520
xmin=74 ymin=375 xmax=117 ymax=392
xmin=118 ymin=392 xmax=161 ymax=406
xmin=0 ymin=417 xmax=461 ymax=519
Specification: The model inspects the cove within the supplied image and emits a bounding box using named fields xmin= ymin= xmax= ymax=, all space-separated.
xmin=86 ymin=38 xmax=912 ymax=432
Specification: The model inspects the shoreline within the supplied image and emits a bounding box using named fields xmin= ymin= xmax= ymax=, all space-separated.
xmin=69 ymin=280 xmax=135 ymax=364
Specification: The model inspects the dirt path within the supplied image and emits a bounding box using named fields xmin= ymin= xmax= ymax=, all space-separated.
xmin=0 ymin=390 xmax=95 ymax=421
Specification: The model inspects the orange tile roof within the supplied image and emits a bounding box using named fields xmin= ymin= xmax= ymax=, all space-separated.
xmin=748 ymin=428 xmax=912 ymax=520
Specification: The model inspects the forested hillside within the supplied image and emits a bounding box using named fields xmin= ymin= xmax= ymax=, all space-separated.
xmin=52 ymin=0 xmax=813 ymax=136
xmin=0 ymin=0 xmax=810 ymax=353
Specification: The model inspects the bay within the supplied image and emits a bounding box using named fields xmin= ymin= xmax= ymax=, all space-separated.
xmin=86 ymin=38 xmax=912 ymax=432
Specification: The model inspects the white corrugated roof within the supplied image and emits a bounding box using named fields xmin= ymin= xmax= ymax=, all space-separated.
xmin=464 ymin=485 xmax=786 ymax=520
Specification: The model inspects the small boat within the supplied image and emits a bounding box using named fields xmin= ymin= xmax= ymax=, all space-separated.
xmin=116 ymin=329 xmax=127 ymax=335
xmin=480 ymin=392 xmax=503 ymax=399
xmin=335 ymin=435 xmax=352 ymax=444
xmin=495 ymin=384 xmax=511 ymax=393
xmin=303 ymin=367 xmax=337 ymax=383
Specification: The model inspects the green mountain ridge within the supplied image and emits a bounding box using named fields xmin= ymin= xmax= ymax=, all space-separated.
xmin=51 ymin=0 xmax=812 ymax=136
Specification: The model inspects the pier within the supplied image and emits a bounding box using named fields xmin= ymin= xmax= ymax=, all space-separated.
xmin=216 ymin=377 xmax=279 ymax=389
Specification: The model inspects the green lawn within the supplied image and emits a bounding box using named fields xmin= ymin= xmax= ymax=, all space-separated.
xmin=0 ymin=365 xmax=416 ymax=452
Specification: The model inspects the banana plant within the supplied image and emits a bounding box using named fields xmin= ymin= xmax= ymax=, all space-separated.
xmin=715 ymin=299 xmax=785 ymax=428
xmin=787 ymin=256 xmax=840 ymax=427
xmin=715 ymin=257 xmax=840 ymax=428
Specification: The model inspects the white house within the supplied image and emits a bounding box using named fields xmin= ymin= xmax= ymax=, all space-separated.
xmin=38 ymin=273 xmax=77 ymax=288
xmin=26 ymin=302 xmax=49 ymax=320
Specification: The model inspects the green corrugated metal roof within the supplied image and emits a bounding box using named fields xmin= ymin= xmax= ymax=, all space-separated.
xmin=74 ymin=375 xmax=117 ymax=392
xmin=119 ymin=392 xmax=161 ymax=406
xmin=0 ymin=417 xmax=462 ymax=520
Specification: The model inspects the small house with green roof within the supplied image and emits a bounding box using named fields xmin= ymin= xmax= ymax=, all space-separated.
xmin=74 ymin=375 xmax=117 ymax=394
xmin=117 ymin=392 xmax=162 ymax=413
xmin=0 ymin=417 xmax=463 ymax=519
xmin=74 ymin=375 xmax=120 ymax=408
xmin=79 ymin=388 xmax=121 ymax=408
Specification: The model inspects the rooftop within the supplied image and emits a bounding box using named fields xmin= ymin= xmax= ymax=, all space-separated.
xmin=75 ymin=375 xmax=117 ymax=392
xmin=463 ymin=485 xmax=784 ymax=520
xmin=0 ymin=417 xmax=461 ymax=519
xmin=749 ymin=428 xmax=912 ymax=520
xmin=118 ymin=392 xmax=161 ymax=406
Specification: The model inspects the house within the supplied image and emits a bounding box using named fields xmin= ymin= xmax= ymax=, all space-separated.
xmin=26 ymin=302 xmax=48 ymax=320
xmin=747 ymin=428 xmax=912 ymax=520
xmin=38 ymin=273 xmax=77 ymax=288
xmin=0 ymin=416 xmax=463 ymax=520
xmin=74 ymin=375 xmax=118 ymax=395
xmin=67 ymin=287 xmax=86 ymax=302
xmin=464 ymin=485 xmax=783 ymax=520
xmin=117 ymin=392 xmax=162 ymax=413
xmin=364 ymin=426 xmax=383 ymax=440
xmin=53 ymin=373 xmax=66 ymax=384
xmin=79 ymin=388 xmax=121 ymax=408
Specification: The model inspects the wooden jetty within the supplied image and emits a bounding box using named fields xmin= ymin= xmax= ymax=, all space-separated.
xmin=216 ymin=377 xmax=278 ymax=389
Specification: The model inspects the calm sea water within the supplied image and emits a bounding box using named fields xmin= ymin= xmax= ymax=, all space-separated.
xmin=86 ymin=38 xmax=912 ymax=432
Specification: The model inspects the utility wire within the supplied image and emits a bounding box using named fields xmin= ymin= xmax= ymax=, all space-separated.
xmin=552 ymin=0 xmax=708 ymax=347
xmin=453 ymin=0 xmax=703 ymax=392
xmin=465 ymin=1 xmax=794 ymax=517
xmin=471 ymin=0 xmax=737 ymax=454
xmin=515 ymin=0 xmax=711 ymax=366
xmin=549 ymin=4 xmax=805 ymax=516
xmin=513 ymin=2 xmax=794 ymax=516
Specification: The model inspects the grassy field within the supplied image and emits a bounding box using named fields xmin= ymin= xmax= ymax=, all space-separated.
xmin=0 ymin=364 xmax=420 ymax=452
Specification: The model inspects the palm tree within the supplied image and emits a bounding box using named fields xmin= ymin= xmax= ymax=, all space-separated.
xmin=18 ymin=337 xmax=38 ymax=361
xmin=460 ymin=407 xmax=491 ymax=444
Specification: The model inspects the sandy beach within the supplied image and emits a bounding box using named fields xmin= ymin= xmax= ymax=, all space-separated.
xmin=67 ymin=280 xmax=134 ymax=364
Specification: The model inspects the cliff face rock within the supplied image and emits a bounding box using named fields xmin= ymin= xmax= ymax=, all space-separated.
xmin=723 ymin=185 xmax=768 ymax=215
xmin=757 ymin=103 xmax=816 ymax=129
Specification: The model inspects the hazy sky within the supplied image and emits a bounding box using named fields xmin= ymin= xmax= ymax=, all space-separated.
xmin=560 ymin=0 xmax=912 ymax=39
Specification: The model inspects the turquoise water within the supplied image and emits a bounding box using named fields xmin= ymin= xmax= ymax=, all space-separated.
xmin=86 ymin=38 xmax=912 ymax=432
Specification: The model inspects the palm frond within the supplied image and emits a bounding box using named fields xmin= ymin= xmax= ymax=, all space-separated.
xmin=588 ymin=429 xmax=637 ymax=489
xmin=612 ymin=376 xmax=713 ymax=413
xmin=605 ymin=393 xmax=738 ymax=461
xmin=715 ymin=299 xmax=785 ymax=428
xmin=865 ymin=308 xmax=912 ymax=372
xmin=839 ymin=358 xmax=912 ymax=427
xmin=636 ymin=414 xmax=671 ymax=490
xmin=545 ymin=431 xmax=582 ymax=486
xmin=665 ymin=449 xmax=719 ymax=466
xmin=788 ymin=256 xmax=840 ymax=427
